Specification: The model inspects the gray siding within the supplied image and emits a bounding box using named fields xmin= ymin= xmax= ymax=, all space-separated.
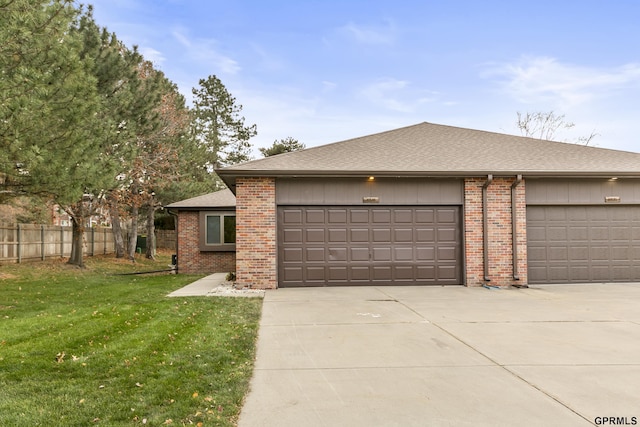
xmin=276 ymin=178 xmax=463 ymax=206
xmin=526 ymin=179 xmax=640 ymax=205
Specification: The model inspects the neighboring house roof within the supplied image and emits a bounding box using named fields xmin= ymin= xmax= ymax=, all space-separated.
xmin=217 ymin=122 xmax=640 ymax=187
xmin=165 ymin=188 xmax=236 ymax=210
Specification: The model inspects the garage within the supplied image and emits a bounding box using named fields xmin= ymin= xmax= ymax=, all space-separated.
xmin=526 ymin=179 xmax=640 ymax=284
xmin=278 ymin=205 xmax=462 ymax=287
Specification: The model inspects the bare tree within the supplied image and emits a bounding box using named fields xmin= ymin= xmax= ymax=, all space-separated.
xmin=516 ymin=111 xmax=598 ymax=145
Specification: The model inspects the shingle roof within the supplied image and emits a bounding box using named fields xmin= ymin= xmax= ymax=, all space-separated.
xmin=165 ymin=188 xmax=235 ymax=209
xmin=218 ymin=122 xmax=640 ymax=182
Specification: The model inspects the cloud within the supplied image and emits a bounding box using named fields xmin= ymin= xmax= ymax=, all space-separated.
xmin=359 ymin=78 xmax=437 ymax=112
xmin=340 ymin=21 xmax=396 ymax=45
xmin=139 ymin=47 xmax=166 ymax=65
xmin=485 ymin=56 xmax=640 ymax=108
xmin=172 ymin=28 xmax=241 ymax=75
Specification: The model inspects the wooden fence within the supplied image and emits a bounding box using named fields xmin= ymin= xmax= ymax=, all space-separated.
xmin=156 ymin=229 xmax=177 ymax=251
xmin=0 ymin=224 xmax=114 ymax=263
xmin=0 ymin=224 xmax=177 ymax=263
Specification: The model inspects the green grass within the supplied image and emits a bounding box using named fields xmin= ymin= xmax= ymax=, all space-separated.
xmin=0 ymin=253 xmax=263 ymax=426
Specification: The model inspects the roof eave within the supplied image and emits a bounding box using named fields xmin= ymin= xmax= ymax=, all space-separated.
xmin=217 ymin=169 xmax=640 ymax=188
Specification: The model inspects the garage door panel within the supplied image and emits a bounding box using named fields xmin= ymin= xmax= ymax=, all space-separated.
xmin=372 ymin=209 xmax=391 ymax=223
xmin=437 ymin=209 xmax=457 ymax=223
xmin=416 ymin=228 xmax=435 ymax=242
xmin=328 ymin=267 xmax=347 ymax=281
xmin=372 ymin=228 xmax=391 ymax=242
xmin=416 ymin=247 xmax=435 ymax=261
xmin=372 ymin=266 xmax=392 ymax=281
xmin=372 ymin=247 xmax=391 ymax=261
xmin=306 ymin=267 xmax=326 ymax=281
xmin=394 ymin=247 xmax=413 ymax=261
xmin=395 ymin=266 xmax=414 ymax=280
xmin=283 ymin=267 xmax=303 ymax=281
xmin=438 ymin=228 xmax=457 ymax=242
xmin=351 ymin=266 xmax=370 ymax=280
xmin=328 ymin=248 xmax=347 ymax=261
xmin=279 ymin=206 xmax=461 ymax=287
xmin=528 ymin=206 xmax=640 ymax=284
xmin=283 ymin=229 xmax=303 ymax=243
xmin=438 ymin=265 xmax=458 ymax=280
xmin=283 ymin=248 xmax=302 ymax=262
xmin=350 ymin=210 xmax=369 ymax=223
xmin=350 ymin=247 xmax=369 ymax=261
xmin=394 ymin=228 xmax=413 ymax=242
xmin=394 ymin=210 xmax=413 ymax=223
xmin=306 ymin=229 xmax=324 ymax=242
xmin=306 ymin=248 xmax=325 ymax=261
xmin=568 ymin=247 xmax=589 ymax=261
xmin=415 ymin=209 xmax=434 ymax=223
xmin=328 ymin=209 xmax=347 ymax=223
xmin=306 ymin=210 xmax=325 ymax=223
xmin=328 ymin=228 xmax=347 ymax=242
xmin=283 ymin=209 xmax=303 ymax=224
xmin=350 ymin=229 xmax=369 ymax=242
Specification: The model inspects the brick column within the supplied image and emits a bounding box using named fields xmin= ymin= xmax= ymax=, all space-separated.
xmin=235 ymin=177 xmax=277 ymax=289
xmin=464 ymin=177 xmax=528 ymax=287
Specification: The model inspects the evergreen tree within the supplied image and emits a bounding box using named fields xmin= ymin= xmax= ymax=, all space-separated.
xmin=191 ymin=75 xmax=257 ymax=167
xmin=260 ymin=137 xmax=305 ymax=157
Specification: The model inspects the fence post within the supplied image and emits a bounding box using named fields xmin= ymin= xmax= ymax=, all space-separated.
xmin=90 ymin=227 xmax=95 ymax=257
xmin=41 ymin=225 xmax=45 ymax=261
xmin=60 ymin=227 xmax=64 ymax=257
xmin=17 ymin=224 xmax=21 ymax=263
xmin=104 ymin=228 xmax=107 ymax=255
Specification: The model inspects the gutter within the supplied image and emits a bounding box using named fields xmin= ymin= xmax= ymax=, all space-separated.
xmin=511 ymin=175 xmax=523 ymax=281
xmin=482 ymin=175 xmax=493 ymax=282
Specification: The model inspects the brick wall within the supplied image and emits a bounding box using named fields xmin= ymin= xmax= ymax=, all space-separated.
xmin=176 ymin=211 xmax=236 ymax=274
xmin=464 ymin=177 xmax=527 ymax=287
xmin=235 ymin=177 xmax=277 ymax=289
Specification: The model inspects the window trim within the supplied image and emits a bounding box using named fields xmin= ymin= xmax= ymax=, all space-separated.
xmin=199 ymin=210 xmax=236 ymax=252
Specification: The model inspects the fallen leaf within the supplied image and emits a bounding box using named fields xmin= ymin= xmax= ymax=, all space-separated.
xmin=163 ymin=419 xmax=173 ymax=425
xmin=192 ymin=392 xmax=199 ymax=398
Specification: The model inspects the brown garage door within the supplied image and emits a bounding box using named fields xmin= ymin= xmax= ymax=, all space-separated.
xmin=278 ymin=206 xmax=462 ymax=287
xmin=527 ymin=206 xmax=640 ymax=284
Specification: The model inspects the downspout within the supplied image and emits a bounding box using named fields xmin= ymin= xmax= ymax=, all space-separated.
xmin=167 ymin=209 xmax=179 ymax=273
xmin=482 ymin=175 xmax=493 ymax=282
xmin=511 ymin=175 xmax=523 ymax=281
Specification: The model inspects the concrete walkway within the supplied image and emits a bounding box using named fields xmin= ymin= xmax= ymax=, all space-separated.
xmin=167 ymin=273 xmax=265 ymax=297
xmin=239 ymin=284 xmax=640 ymax=426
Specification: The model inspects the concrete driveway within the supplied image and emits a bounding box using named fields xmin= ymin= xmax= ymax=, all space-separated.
xmin=238 ymin=284 xmax=640 ymax=427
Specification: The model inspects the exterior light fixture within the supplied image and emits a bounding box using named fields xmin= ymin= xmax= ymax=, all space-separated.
xmin=368 ymin=176 xmax=375 ymax=181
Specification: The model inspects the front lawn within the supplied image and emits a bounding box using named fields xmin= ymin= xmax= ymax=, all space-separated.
xmin=0 ymin=253 xmax=262 ymax=426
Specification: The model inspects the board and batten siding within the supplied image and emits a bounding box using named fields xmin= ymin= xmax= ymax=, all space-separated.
xmin=526 ymin=179 xmax=640 ymax=205
xmin=276 ymin=178 xmax=464 ymax=206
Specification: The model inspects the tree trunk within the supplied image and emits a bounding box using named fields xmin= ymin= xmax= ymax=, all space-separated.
xmin=127 ymin=203 xmax=138 ymax=261
xmin=108 ymin=192 xmax=126 ymax=258
xmin=145 ymin=204 xmax=157 ymax=260
xmin=68 ymin=215 xmax=85 ymax=268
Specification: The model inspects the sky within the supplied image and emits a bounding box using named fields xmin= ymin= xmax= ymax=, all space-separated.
xmin=87 ymin=0 xmax=640 ymax=155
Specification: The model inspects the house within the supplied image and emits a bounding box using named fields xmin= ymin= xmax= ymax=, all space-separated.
xmin=172 ymin=122 xmax=640 ymax=289
xmin=166 ymin=189 xmax=236 ymax=275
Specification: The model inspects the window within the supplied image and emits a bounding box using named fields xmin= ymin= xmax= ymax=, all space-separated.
xmin=206 ymin=214 xmax=236 ymax=244
xmin=200 ymin=211 xmax=236 ymax=251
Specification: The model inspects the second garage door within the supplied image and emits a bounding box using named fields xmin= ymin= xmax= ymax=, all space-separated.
xmin=527 ymin=205 xmax=640 ymax=284
xmin=278 ymin=206 xmax=462 ymax=287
